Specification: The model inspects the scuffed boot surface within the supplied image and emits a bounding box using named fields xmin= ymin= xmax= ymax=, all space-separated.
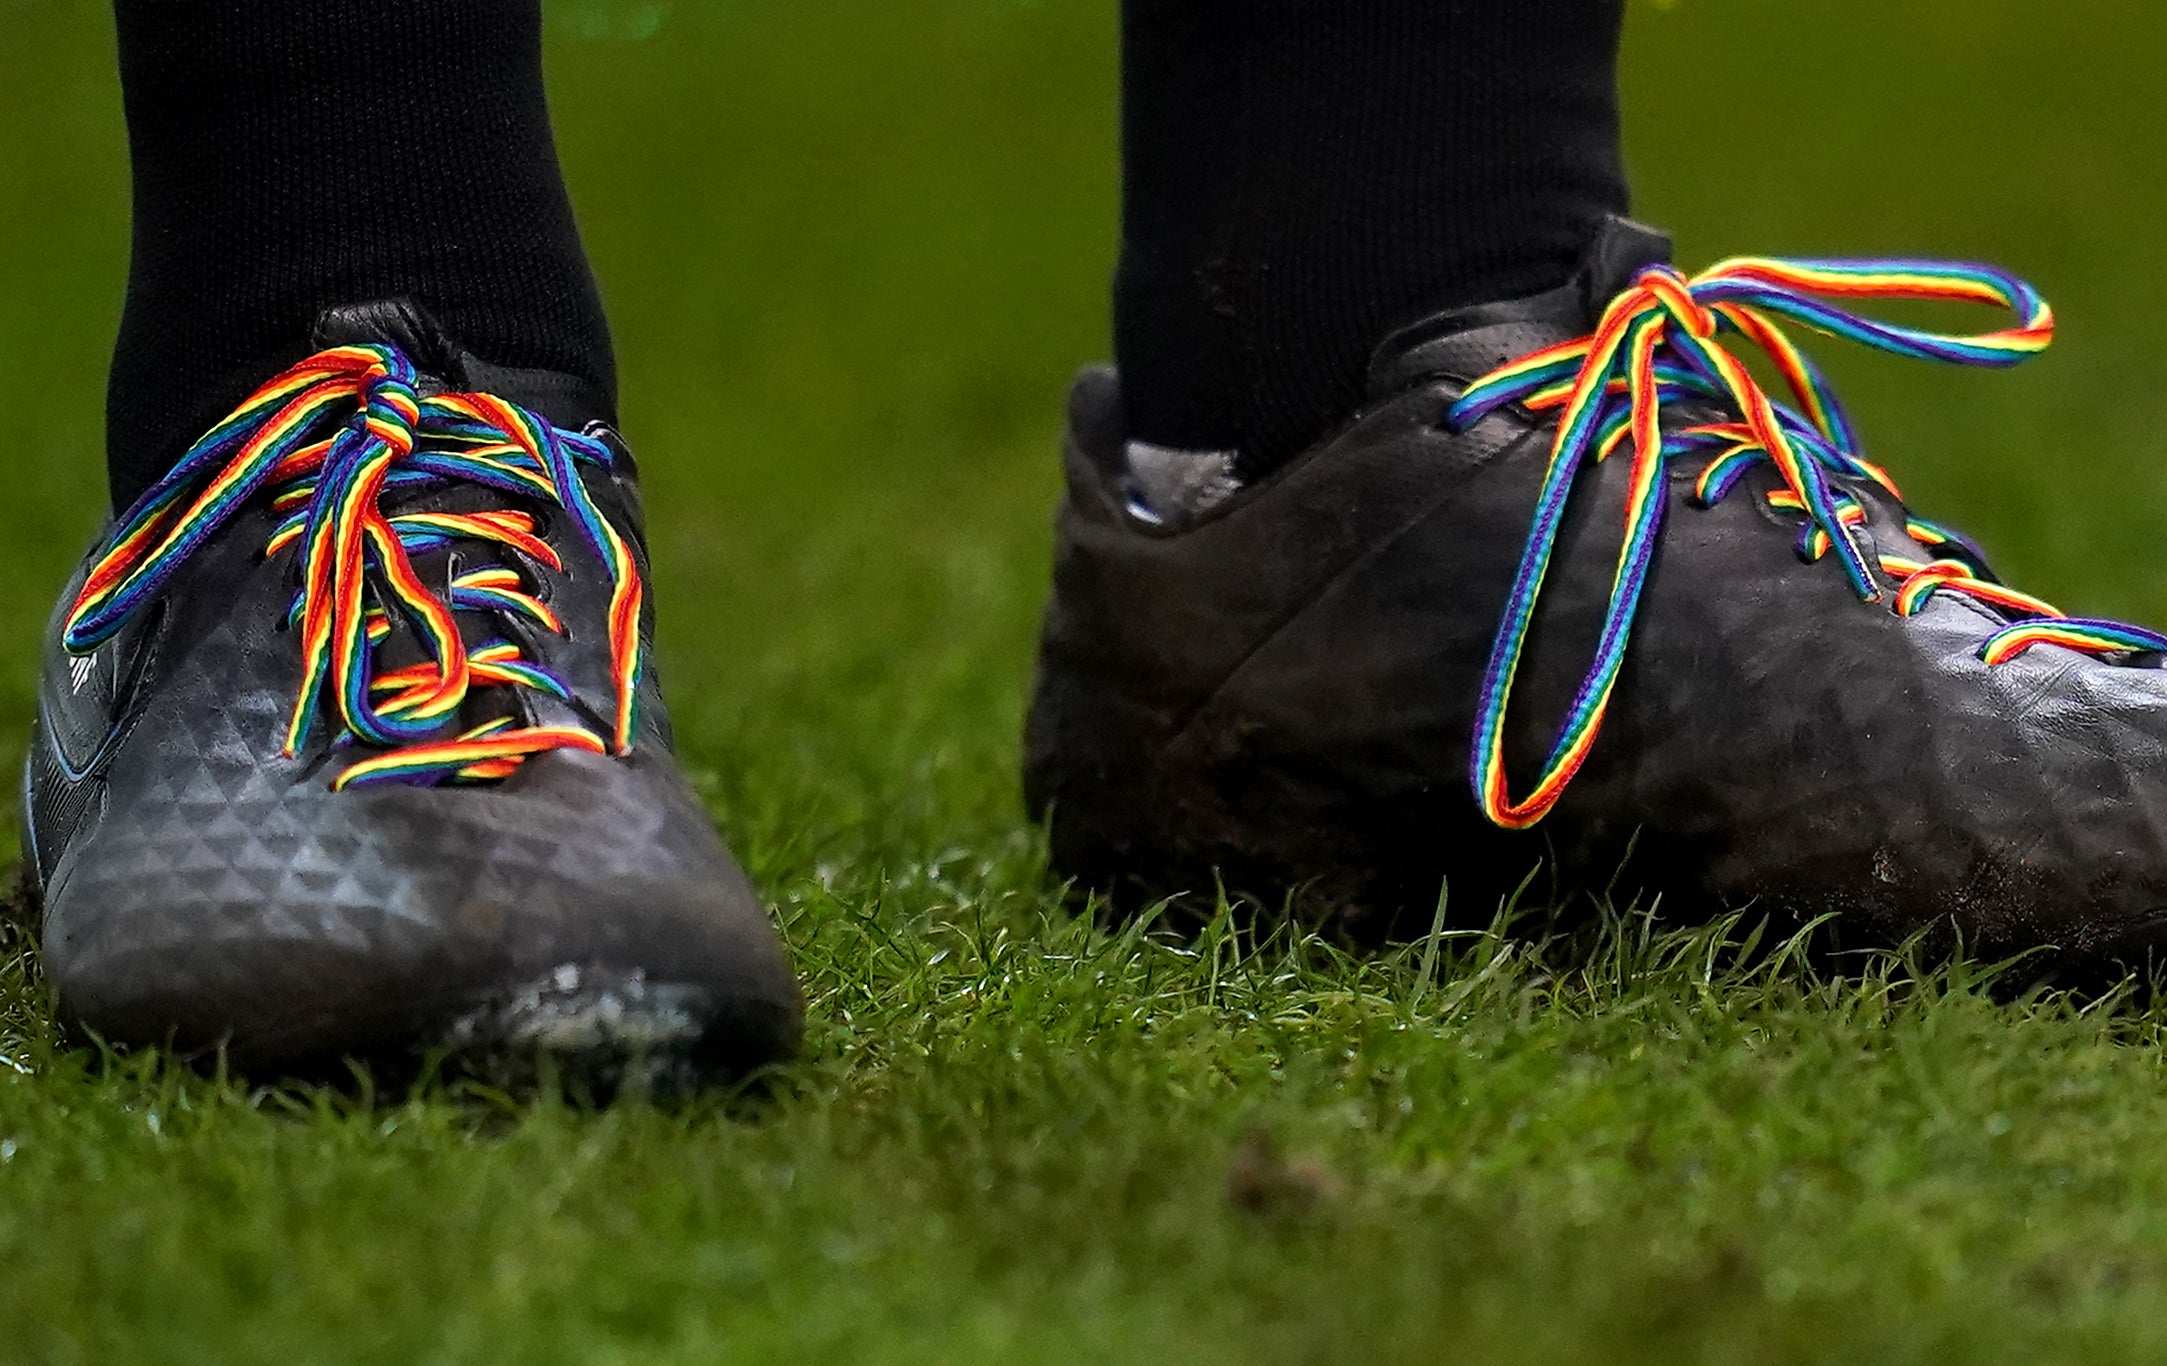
xmin=1028 ymin=217 xmax=2167 ymax=977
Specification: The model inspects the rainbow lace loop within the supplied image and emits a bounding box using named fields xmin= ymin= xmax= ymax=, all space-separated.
xmin=1446 ymin=256 xmax=2167 ymax=831
xmin=63 ymin=343 xmax=645 ymax=790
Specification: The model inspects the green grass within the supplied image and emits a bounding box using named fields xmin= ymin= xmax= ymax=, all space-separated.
xmin=6 ymin=0 xmax=2167 ymax=1359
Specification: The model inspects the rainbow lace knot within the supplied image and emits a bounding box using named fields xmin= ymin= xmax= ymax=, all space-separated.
xmin=1447 ymin=256 xmax=2167 ymax=831
xmin=64 ymin=344 xmax=646 ymax=790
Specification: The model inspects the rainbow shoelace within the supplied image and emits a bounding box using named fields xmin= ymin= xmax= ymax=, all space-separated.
xmin=63 ymin=343 xmax=645 ymax=790
xmin=1446 ymin=256 xmax=2167 ymax=831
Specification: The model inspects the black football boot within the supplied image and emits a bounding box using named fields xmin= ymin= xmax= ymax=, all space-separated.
xmin=22 ymin=301 xmax=802 ymax=1085
xmin=1026 ymin=216 xmax=2167 ymax=975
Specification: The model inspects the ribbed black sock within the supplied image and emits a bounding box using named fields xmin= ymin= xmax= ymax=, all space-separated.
xmin=106 ymin=0 xmax=614 ymax=510
xmin=1114 ymin=0 xmax=1630 ymax=476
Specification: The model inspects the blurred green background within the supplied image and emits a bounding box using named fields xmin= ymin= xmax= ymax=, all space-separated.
xmin=5 ymin=3 xmax=2167 ymax=1360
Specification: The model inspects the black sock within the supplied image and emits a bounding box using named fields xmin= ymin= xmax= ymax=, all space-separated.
xmin=106 ymin=0 xmax=614 ymax=510
xmin=1114 ymin=0 xmax=1630 ymax=476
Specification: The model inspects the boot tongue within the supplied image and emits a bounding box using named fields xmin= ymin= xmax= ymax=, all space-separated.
xmin=314 ymin=299 xmax=463 ymax=379
xmin=1365 ymin=215 xmax=1674 ymax=397
xmin=311 ymin=297 xmax=616 ymax=433
xmin=1578 ymin=216 xmax=1676 ymax=307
